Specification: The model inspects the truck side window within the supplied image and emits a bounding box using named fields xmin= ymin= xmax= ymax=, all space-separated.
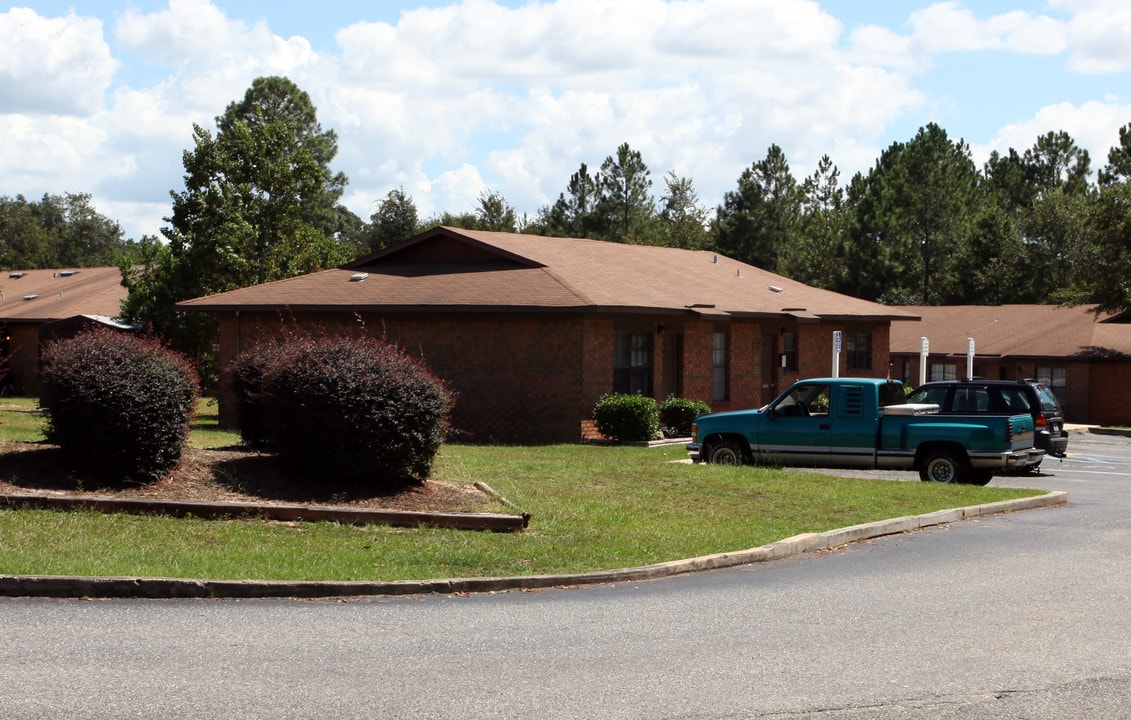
xmin=775 ymin=384 xmax=830 ymax=417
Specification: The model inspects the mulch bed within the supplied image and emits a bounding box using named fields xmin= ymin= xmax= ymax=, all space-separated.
xmin=0 ymin=442 xmax=488 ymax=515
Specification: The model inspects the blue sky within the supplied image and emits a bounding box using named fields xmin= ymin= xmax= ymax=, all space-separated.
xmin=3 ymin=0 xmax=1131 ymax=241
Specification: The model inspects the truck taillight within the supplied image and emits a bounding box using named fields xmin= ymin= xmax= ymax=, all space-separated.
xmin=691 ymin=423 xmax=698 ymax=443
xmin=1036 ymin=413 xmax=1048 ymax=429
xmin=1006 ymin=421 xmax=1013 ymax=443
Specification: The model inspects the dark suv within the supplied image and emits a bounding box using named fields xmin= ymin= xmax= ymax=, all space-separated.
xmin=906 ymin=379 xmax=1068 ymax=461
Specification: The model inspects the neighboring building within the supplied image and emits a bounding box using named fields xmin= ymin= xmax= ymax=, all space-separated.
xmin=178 ymin=227 xmax=918 ymax=443
xmin=890 ymin=304 xmax=1131 ymax=425
xmin=0 ymin=267 xmax=131 ymax=395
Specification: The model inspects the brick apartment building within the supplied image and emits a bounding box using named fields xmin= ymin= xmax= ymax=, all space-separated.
xmin=0 ymin=267 xmax=131 ymax=395
xmin=890 ymin=304 xmax=1131 ymax=426
xmin=178 ymin=227 xmax=918 ymax=443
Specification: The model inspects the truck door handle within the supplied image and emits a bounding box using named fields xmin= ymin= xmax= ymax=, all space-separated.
xmin=819 ymin=423 xmax=831 ymax=430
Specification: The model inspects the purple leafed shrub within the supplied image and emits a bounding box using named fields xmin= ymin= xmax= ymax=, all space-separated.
xmin=40 ymin=328 xmax=199 ymax=481
xmin=232 ymin=332 xmax=453 ymax=488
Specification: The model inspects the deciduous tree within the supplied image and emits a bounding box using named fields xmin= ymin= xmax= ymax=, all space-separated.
xmin=121 ymin=76 xmax=354 ymax=364
xmin=364 ymin=187 xmax=419 ymax=253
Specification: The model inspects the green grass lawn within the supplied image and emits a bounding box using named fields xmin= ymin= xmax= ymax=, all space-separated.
xmin=0 ymin=398 xmax=1048 ymax=582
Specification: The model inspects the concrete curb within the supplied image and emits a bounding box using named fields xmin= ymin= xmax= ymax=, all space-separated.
xmin=0 ymin=490 xmax=1068 ymax=600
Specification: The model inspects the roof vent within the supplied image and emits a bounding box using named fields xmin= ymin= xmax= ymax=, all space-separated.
xmin=8 ymin=272 xmax=25 ymax=279
xmin=349 ymin=273 xmax=369 ymax=282
xmin=769 ymin=285 xmax=784 ymax=294
xmin=59 ymin=270 xmax=79 ymax=277
xmin=22 ymin=294 xmax=38 ymax=301
xmin=736 ymin=268 xmax=742 ymax=277
xmin=712 ymin=255 xmax=719 ymax=264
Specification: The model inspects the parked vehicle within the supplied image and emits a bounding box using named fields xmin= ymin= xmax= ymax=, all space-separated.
xmin=687 ymin=377 xmax=1044 ymax=485
xmin=905 ymin=379 xmax=1068 ymax=460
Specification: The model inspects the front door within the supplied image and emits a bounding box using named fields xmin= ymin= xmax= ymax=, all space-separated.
xmin=760 ymin=333 xmax=779 ymax=406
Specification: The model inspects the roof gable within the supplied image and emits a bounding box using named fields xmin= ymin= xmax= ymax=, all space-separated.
xmin=350 ymin=230 xmax=539 ymax=269
xmin=179 ymin=227 xmax=916 ymax=322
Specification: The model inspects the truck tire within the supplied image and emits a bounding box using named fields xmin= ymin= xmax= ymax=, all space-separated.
xmin=919 ymin=449 xmax=968 ymax=484
xmin=969 ymin=469 xmax=994 ymax=486
xmin=708 ymin=440 xmax=747 ymax=466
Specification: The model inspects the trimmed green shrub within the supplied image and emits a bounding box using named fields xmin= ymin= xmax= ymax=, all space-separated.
xmin=232 ymin=333 xmax=453 ymax=488
xmin=593 ymin=392 xmax=660 ymax=442
xmin=658 ymin=395 xmax=712 ymax=437
xmin=40 ymin=328 xmax=199 ymax=481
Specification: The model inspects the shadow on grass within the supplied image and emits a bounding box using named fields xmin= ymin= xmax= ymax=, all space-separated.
xmin=0 ymin=444 xmax=85 ymax=491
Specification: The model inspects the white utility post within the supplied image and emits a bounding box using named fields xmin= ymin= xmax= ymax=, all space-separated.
xmin=832 ymin=330 xmax=842 ymax=378
xmin=967 ymin=337 xmax=975 ymax=380
xmin=919 ymin=337 xmax=929 ymax=387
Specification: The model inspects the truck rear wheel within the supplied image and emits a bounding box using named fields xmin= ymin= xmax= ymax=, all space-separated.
xmin=969 ymin=469 xmax=994 ymax=486
xmin=919 ymin=450 xmax=968 ymax=484
xmin=708 ymin=440 xmax=747 ymax=466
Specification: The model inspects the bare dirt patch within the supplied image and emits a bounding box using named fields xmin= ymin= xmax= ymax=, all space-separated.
xmin=0 ymin=442 xmax=490 ymax=515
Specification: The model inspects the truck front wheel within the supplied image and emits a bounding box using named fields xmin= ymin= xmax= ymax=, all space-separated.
xmin=919 ymin=450 xmax=968 ymax=484
xmin=708 ymin=440 xmax=747 ymax=466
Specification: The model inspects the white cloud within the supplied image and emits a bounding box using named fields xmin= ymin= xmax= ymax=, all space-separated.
xmin=972 ymin=99 xmax=1131 ymax=169
xmin=1051 ymin=0 xmax=1131 ymax=72
xmin=325 ymin=0 xmax=926 ymax=224
xmin=0 ymin=7 xmax=116 ymax=115
xmin=424 ymin=164 xmax=486 ymax=217
xmin=906 ymin=2 xmax=1067 ymax=54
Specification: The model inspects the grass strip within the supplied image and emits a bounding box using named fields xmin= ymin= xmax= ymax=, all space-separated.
xmin=0 ymin=439 xmax=1045 ymax=582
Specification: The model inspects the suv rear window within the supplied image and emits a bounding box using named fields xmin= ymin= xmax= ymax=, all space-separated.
xmin=951 ymin=387 xmax=990 ymax=412
xmin=999 ymin=388 xmax=1032 ymax=413
xmin=908 ymin=386 xmax=948 ymax=407
xmin=1035 ymin=385 xmax=1062 ymax=414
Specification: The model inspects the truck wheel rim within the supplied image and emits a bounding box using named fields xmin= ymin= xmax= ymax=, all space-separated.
xmin=928 ymin=459 xmax=956 ymax=482
xmin=713 ymin=448 xmax=739 ymax=465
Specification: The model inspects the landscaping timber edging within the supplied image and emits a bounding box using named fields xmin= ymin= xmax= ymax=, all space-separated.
xmin=0 ymin=491 xmax=530 ymax=532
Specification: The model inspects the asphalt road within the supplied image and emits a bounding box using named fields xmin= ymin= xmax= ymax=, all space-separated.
xmin=1 ymin=432 xmax=1129 ymax=719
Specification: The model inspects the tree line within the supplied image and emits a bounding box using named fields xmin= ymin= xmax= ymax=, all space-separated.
xmin=5 ymin=75 xmax=1131 ymax=371
xmin=370 ymin=123 xmax=1131 ymax=315
xmin=0 ymin=192 xmax=135 ymax=269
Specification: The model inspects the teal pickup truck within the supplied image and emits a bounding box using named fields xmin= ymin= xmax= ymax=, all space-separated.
xmin=687 ymin=377 xmax=1045 ymax=485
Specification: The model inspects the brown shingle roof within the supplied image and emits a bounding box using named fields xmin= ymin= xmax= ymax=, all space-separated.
xmin=890 ymin=304 xmax=1131 ymax=358
xmin=178 ymin=227 xmax=916 ymax=322
xmin=0 ymin=267 xmax=126 ymax=323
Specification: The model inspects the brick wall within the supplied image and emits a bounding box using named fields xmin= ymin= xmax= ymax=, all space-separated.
xmin=681 ymin=320 xmax=714 ymax=406
xmin=1088 ymin=363 xmax=1131 ymax=425
xmin=219 ymin=310 xmax=598 ymax=443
